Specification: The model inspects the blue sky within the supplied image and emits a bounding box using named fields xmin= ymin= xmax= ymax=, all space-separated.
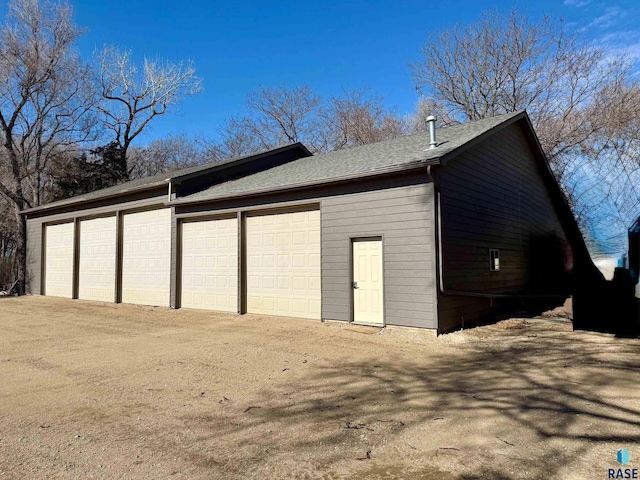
xmin=62 ymin=0 xmax=640 ymax=145
xmin=9 ymin=0 xmax=640 ymax=144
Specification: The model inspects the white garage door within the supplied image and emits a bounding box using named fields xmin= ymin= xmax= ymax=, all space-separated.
xmin=181 ymin=218 xmax=238 ymax=312
xmin=122 ymin=208 xmax=171 ymax=307
xmin=247 ymin=209 xmax=321 ymax=319
xmin=78 ymin=216 xmax=116 ymax=302
xmin=45 ymin=222 xmax=74 ymax=298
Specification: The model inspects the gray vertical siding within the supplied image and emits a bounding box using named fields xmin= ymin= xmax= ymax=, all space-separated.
xmin=321 ymin=182 xmax=436 ymax=329
xmin=435 ymin=121 xmax=572 ymax=331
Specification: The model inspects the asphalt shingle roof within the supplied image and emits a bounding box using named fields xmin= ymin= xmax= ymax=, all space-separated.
xmin=171 ymin=112 xmax=523 ymax=205
xmin=22 ymin=144 xmax=309 ymax=213
xmin=22 ymin=112 xmax=524 ymax=213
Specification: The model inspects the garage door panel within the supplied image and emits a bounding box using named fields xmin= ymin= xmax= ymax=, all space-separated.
xmin=247 ymin=209 xmax=320 ymax=320
xmin=79 ymin=216 xmax=116 ymax=302
xmin=122 ymin=209 xmax=171 ymax=307
xmin=45 ymin=222 xmax=74 ymax=298
xmin=181 ymin=217 xmax=237 ymax=312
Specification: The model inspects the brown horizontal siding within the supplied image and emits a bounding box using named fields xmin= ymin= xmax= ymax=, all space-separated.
xmin=383 ymin=308 xmax=435 ymax=321
xmin=321 ymin=195 xmax=429 ymax=214
xmin=438 ymin=295 xmax=491 ymax=333
xmin=322 ymin=228 xmax=432 ymax=242
xmin=435 ymin=120 xmax=572 ymax=332
xmin=323 ymin=204 xmax=430 ymax=220
xmin=386 ymin=293 xmax=435 ymax=305
xmin=322 ymin=182 xmax=436 ymax=329
xmin=323 ymin=214 xmax=430 ymax=230
xmin=384 ymin=243 xmax=432 ymax=254
xmin=26 ymin=187 xmax=168 ymax=220
xmin=385 ymin=272 xmax=435 ymax=290
xmin=385 ymin=284 xmax=433 ymax=295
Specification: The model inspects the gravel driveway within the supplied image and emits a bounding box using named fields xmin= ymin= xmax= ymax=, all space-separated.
xmin=0 ymin=296 xmax=638 ymax=479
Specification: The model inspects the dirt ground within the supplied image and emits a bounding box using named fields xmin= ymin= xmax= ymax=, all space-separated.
xmin=0 ymin=297 xmax=638 ymax=480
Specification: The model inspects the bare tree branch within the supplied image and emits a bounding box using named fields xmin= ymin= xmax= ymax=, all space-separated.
xmin=213 ymin=85 xmax=407 ymax=156
xmin=410 ymin=8 xmax=640 ymax=255
xmin=96 ymin=45 xmax=203 ymax=174
xmin=0 ymin=0 xmax=96 ymax=290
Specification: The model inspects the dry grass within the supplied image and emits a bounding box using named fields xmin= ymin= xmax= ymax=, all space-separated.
xmin=494 ymin=319 xmax=531 ymax=330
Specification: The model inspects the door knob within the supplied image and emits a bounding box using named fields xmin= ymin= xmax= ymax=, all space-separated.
xmin=352 ymin=281 xmax=359 ymax=289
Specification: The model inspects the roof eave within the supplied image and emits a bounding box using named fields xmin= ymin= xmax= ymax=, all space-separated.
xmin=20 ymin=143 xmax=312 ymax=216
xmin=167 ymin=158 xmax=441 ymax=207
xmin=439 ymin=111 xmax=527 ymax=166
xmin=170 ymin=142 xmax=312 ymax=185
xmin=20 ymin=180 xmax=170 ymax=216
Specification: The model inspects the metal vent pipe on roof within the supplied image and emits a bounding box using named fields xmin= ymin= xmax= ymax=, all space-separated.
xmin=426 ymin=115 xmax=437 ymax=149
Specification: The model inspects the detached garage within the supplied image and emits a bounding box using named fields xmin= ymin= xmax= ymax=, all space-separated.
xmin=23 ymin=144 xmax=311 ymax=308
xmin=23 ymin=113 xmax=595 ymax=333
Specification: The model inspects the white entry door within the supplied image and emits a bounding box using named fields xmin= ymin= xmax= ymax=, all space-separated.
xmin=352 ymin=239 xmax=384 ymax=326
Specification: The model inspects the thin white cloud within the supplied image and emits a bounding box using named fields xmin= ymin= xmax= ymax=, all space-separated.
xmin=593 ymin=29 xmax=640 ymax=62
xmin=589 ymin=6 xmax=626 ymax=28
xmin=611 ymin=40 xmax=640 ymax=63
xmin=563 ymin=0 xmax=592 ymax=7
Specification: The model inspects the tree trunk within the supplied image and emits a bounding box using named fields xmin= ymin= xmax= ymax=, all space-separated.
xmin=120 ymin=142 xmax=131 ymax=181
xmin=36 ymin=171 xmax=41 ymax=207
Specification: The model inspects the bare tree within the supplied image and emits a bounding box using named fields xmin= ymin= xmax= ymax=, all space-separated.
xmin=96 ymin=46 xmax=202 ymax=176
xmin=0 ymin=195 xmax=18 ymax=288
xmin=208 ymin=116 xmax=263 ymax=161
xmin=0 ymin=0 xmax=96 ymax=291
xmin=411 ymin=10 xmax=632 ymax=162
xmin=214 ymin=85 xmax=407 ymax=155
xmin=409 ymin=96 xmax=459 ymax=133
xmin=564 ymin=83 xmax=640 ymax=254
xmin=243 ymin=84 xmax=324 ymax=152
xmin=127 ymin=133 xmax=209 ymax=180
xmin=410 ymin=8 xmax=640 ymax=254
xmin=321 ymin=89 xmax=407 ymax=150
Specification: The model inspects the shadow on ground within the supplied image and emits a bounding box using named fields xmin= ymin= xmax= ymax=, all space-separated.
xmin=177 ymin=325 xmax=640 ymax=479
